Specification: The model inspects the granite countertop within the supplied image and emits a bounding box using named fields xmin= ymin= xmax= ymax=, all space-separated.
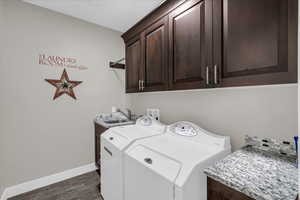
xmin=204 ymin=146 xmax=298 ymax=200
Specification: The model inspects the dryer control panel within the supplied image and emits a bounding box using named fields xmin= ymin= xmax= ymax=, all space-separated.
xmin=167 ymin=121 xmax=231 ymax=150
xmin=169 ymin=122 xmax=198 ymax=137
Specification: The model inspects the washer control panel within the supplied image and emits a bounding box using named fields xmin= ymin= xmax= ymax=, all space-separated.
xmin=136 ymin=116 xmax=153 ymax=126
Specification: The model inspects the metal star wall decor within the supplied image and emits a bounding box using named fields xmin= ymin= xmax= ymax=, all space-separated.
xmin=45 ymin=69 xmax=82 ymax=100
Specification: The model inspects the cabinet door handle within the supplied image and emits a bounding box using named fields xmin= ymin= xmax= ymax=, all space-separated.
xmin=141 ymin=80 xmax=145 ymax=91
xmin=206 ymin=66 xmax=209 ymax=85
xmin=143 ymin=80 xmax=145 ymax=91
xmin=214 ymin=65 xmax=218 ymax=85
xmin=138 ymin=80 xmax=141 ymax=91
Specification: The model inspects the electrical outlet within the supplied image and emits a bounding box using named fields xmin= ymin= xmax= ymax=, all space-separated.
xmin=147 ymin=108 xmax=160 ymax=121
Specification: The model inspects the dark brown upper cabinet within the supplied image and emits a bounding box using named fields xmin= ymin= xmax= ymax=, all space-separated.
xmin=122 ymin=0 xmax=297 ymax=93
xmin=125 ymin=35 xmax=142 ymax=93
xmin=142 ymin=17 xmax=169 ymax=92
xmin=213 ymin=0 xmax=298 ymax=87
xmin=124 ymin=17 xmax=169 ymax=93
xmin=169 ymin=0 xmax=212 ymax=90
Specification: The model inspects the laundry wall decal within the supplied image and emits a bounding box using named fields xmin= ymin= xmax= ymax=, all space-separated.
xmin=45 ymin=69 xmax=82 ymax=100
xmin=39 ymin=54 xmax=88 ymax=71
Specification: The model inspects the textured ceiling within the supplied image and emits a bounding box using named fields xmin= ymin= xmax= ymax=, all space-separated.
xmin=23 ymin=0 xmax=166 ymax=32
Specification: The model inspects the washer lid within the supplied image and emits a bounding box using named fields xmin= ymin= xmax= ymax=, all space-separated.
xmin=126 ymin=133 xmax=229 ymax=187
xmin=101 ymin=129 xmax=130 ymax=151
xmin=110 ymin=117 xmax=166 ymax=141
xmin=126 ymin=145 xmax=181 ymax=182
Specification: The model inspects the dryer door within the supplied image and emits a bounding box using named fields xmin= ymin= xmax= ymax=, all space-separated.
xmin=124 ymin=145 xmax=181 ymax=200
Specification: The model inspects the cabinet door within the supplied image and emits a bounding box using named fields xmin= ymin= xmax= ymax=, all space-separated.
xmin=208 ymin=178 xmax=254 ymax=200
xmin=94 ymin=123 xmax=108 ymax=170
xmin=125 ymin=35 xmax=143 ymax=93
xmin=169 ymin=0 xmax=213 ymax=90
xmin=142 ymin=17 xmax=169 ymax=92
xmin=213 ymin=0 xmax=298 ymax=87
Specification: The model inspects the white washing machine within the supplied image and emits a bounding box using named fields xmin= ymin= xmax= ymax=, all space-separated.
xmin=101 ymin=116 xmax=166 ymax=200
xmin=124 ymin=121 xmax=231 ymax=200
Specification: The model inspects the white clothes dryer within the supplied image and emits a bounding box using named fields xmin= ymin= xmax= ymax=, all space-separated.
xmin=124 ymin=121 xmax=231 ymax=200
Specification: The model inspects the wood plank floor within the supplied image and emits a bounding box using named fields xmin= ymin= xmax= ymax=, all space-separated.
xmin=8 ymin=171 xmax=103 ymax=200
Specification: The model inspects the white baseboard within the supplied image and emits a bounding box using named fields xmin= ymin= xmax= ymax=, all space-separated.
xmin=0 ymin=163 xmax=97 ymax=200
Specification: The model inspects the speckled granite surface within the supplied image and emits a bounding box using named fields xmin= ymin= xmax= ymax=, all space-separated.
xmin=204 ymin=146 xmax=298 ymax=200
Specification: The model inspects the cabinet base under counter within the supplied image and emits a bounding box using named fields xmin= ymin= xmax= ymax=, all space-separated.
xmin=208 ymin=177 xmax=298 ymax=200
xmin=208 ymin=177 xmax=254 ymax=200
xmin=94 ymin=122 xmax=108 ymax=175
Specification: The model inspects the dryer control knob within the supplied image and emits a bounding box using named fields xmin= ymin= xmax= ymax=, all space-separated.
xmin=169 ymin=122 xmax=198 ymax=137
xmin=144 ymin=158 xmax=153 ymax=165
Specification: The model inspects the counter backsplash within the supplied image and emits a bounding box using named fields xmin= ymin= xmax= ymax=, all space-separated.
xmin=245 ymin=135 xmax=297 ymax=158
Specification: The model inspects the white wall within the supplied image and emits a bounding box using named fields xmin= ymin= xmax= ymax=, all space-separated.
xmin=0 ymin=0 xmax=5 ymax=196
xmin=0 ymin=0 xmax=125 ymax=188
xmin=130 ymin=84 xmax=298 ymax=150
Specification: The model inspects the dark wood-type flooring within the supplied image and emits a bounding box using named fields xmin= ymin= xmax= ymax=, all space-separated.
xmin=8 ymin=171 xmax=102 ymax=200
